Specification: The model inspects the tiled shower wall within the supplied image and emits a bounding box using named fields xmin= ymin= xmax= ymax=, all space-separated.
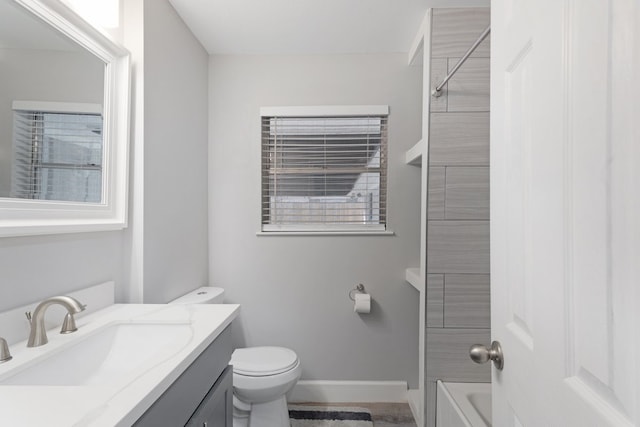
xmin=425 ymin=8 xmax=491 ymax=427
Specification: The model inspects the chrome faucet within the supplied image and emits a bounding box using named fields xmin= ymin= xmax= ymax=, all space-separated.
xmin=26 ymin=296 xmax=86 ymax=348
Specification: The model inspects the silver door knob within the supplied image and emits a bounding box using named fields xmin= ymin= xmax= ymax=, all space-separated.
xmin=469 ymin=340 xmax=504 ymax=370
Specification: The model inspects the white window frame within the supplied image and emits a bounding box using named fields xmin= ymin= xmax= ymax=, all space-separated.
xmin=259 ymin=105 xmax=393 ymax=235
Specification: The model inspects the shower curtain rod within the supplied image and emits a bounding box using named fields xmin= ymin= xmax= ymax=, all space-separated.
xmin=432 ymin=25 xmax=491 ymax=98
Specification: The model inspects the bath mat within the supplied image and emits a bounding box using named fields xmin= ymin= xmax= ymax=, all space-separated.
xmin=289 ymin=405 xmax=373 ymax=427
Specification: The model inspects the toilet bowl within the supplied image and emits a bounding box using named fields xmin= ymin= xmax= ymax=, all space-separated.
xmin=170 ymin=287 xmax=301 ymax=427
xmin=231 ymin=346 xmax=301 ymax=427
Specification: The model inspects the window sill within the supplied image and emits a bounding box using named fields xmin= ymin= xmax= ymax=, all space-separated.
xmin=256 ymin=230 xmax=395 ymax=237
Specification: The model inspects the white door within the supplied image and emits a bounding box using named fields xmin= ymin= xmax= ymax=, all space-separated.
xmin=490 ymin=0 xmax=640 ymax=425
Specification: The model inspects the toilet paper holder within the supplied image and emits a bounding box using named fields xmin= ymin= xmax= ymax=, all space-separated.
xmin=348 ymin=284 xmax=366 ymax=301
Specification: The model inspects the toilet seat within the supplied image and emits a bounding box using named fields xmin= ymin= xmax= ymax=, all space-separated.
xmin=231 ymin=346 xmax=298 ymax=376
xmin=231 ymin=346 xmax=302 ymax=426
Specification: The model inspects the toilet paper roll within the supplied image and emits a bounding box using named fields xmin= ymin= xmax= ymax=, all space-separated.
xmin=353 ymin=293 xmax=371 ymax=314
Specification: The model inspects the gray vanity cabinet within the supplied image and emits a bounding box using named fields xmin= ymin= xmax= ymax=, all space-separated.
xmin=134 ymin=325 xmax=233 ymax=427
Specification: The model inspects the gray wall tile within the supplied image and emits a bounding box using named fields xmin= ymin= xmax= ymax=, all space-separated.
xmin=424 ymin=8 xmax=491 ymax=427
xmin=427 ymin=221 xmax=490 ymax=274
xmin=426 ymin=328 xmax=491 ymax=382
xmin=427 ymin=274 xmax=444 ymax=327
xmin=447 ymin=58 xmax=490 ymax=112
xmin=431 ymin=8 xmax=490 ymax=58
xmin=430 ymin=58 xmax=448 ymax=112
xmin=445 ymin=167 xmax=490 ymax=219
xmin=444 ymin=274 xmax=490 ymax=328
xmin=429 ymin=112 xmax=489 ymax=166
xmin=428 ymin=167 xmax=445 ymax=219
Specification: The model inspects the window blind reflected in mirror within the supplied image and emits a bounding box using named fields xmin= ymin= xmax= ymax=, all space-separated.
xmin=12 ymin=108 xmax=103 ymax=203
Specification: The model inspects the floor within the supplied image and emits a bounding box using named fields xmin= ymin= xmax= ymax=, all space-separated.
xmin=291 ymin=402 xmax=417 ymax=427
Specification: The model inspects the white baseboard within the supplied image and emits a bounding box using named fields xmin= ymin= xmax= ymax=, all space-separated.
xmin=289 ymin=380 xmax=408 ymax=403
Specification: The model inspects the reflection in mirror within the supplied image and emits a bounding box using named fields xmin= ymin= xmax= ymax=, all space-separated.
xmin=0 ymin=0 xmax=130 ymax=237
xmin=0 ymin=0 xmax=105 ymax=203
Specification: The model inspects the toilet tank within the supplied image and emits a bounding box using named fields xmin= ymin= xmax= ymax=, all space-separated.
xmin=169 ymin=287 xmax=225 ymax=304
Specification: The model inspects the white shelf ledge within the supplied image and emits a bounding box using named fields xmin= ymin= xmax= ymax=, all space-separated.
xmin=405 ymin=139 xmax=424 ymax=166
xmin=408 ymin=12 xmax=430 ymax=66
xmin=405 ymin=268 xmax=423 ymax=292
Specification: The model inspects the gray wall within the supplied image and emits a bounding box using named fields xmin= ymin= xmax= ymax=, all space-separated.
xmin=0 ymin=49 xmax=103 ymax=197
xmin=425 ymin=8 xmax=491 ymax=427
xmin=139 ymin=0 xmax=210 ymax=303
xmin=0 ymin=231 xmax=123 ymax=314
xmin=209 ymin=54 xmax=423 ymax=386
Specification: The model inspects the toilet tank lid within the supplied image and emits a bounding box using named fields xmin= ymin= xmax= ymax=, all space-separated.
xmin=170 ymin=287 xmax=224 ymax=304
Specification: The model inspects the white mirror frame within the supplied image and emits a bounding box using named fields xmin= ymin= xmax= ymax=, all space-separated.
xmin=0 ymin=0 xmax=130 ymax=237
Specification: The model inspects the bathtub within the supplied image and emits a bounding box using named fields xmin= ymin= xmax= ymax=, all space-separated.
xmin=436 ymin=381 xmax=492 ymax=427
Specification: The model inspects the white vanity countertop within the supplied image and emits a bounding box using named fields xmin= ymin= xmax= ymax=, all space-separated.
xmin=0 ymin=303 xmax=240 ymax=427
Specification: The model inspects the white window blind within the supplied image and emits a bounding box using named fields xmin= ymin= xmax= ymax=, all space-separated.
xmin=12 ymin=107 xmax=103 ymax=203
xmin=261 ymin=110 xmax=388 ymax=232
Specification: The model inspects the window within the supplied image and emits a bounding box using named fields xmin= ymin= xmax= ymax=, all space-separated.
xmin=12 ymin=102 xmax=103 ymax=203
xmin=261 ymin=106 xmax=389 ymax=233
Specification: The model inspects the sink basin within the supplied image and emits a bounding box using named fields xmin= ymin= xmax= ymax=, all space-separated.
xmin=0 ymin=322 xmax=193 ymax=386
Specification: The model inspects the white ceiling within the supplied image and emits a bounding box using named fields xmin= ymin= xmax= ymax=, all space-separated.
xmin=168 ymin=0 xmax=489 ymax=55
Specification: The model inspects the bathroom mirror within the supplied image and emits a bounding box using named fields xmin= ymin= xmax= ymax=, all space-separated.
xmin=0 ymin=0 xmax=130 ymax=237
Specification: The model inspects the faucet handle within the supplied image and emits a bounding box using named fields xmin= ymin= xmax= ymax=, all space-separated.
xmin=60 ymin=313 xmax=78 ymax=334
xmin=60 ymin=303 xmax=86 ymax=334
xmin=25 ymin=311 xmax=32 ymax=323
xmin=0 ymin=338 xmax=12 ymax=363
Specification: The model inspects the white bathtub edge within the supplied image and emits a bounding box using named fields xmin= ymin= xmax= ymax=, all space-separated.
xmin=437 ymin=381 xmax=473 ymax=427
xmin=436 ymin=381 xmax=492 ymax=427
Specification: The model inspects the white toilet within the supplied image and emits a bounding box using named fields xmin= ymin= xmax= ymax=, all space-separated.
xmin=170 ymin=287 xmax=301 ymax=427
